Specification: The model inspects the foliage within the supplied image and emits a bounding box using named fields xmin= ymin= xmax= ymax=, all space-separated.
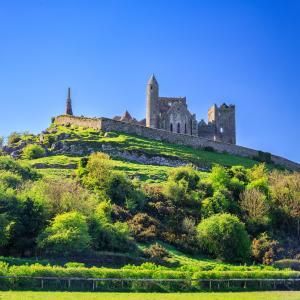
xmin=81 ymin=152 xmax=113 ymax=191
xmin=143 ymin=243 xmax=170 ymax=263
xmin=201 ymin=191 xmax=232 ymax=218
xmin=128 ymin=213 xmax=159 ymax=242
xmin=274 ymin=259 xmax=300 ymax=271
xmin=89 ymin=201 xmax=134 ymax=252
xmin=269 ymin=171 xmax=300 ymax=236
xmin=37 ymin=212 xmax=91 ymax=256
xmin=197 ymin=213 xmax=251 ymax=263
xmin=22 ymin=144 xmax=45 ymax=159
xmin=7 ymin=132 xmax=21 ymax=146
xmin=251 ymin=233 xmax=280 ymax=265
xmin=0 ymin=171 xmax=22 ymax=189
xmin=0 ymin=156 xmax=39 ymax=181
xmin=21 ymin=178 xmax=99 ymax=219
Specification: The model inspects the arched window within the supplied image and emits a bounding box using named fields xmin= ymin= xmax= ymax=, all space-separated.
xmin=177 ymin=123 xmax=180 ymax=133
xmin=170 ymin=123 xmax=173 ymax=132
xmin=184 ymin=123 xmax=187 ymax=134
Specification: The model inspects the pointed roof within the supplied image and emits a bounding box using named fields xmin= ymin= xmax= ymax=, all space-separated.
xmin=147 ymin=74 xmax=158 ymax=85
xmin=123 ymin=110 xmax=132 ymax=119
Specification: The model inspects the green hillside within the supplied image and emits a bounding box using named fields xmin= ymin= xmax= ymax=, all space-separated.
xmin=0 ymin=123 xmax=299 ymax=292
xmin=18 ymin=124 xmax=277 ymax=182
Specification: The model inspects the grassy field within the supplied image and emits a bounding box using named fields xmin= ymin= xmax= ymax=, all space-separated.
xmin=0 ymin=291 xmax=299 ymax=300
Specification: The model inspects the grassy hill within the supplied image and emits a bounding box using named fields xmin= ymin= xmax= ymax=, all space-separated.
xmin=18 ymin=124 xmax=275 ymax=182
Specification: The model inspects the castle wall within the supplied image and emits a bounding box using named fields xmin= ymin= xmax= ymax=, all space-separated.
xmin=54 ymin=115 xmax=300 ymax=171
xmin=54 ymin=115 xmax=101 ymax=129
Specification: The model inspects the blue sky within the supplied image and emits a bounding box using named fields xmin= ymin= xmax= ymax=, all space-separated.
xmin=0 ymin=0 xmax=299 ymax=162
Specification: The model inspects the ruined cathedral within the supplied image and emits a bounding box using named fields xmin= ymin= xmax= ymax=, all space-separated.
xmin=67 ymin=74 xmax=236 ymax=145
xmin=113 ymin=75 xmax=236 ymax=144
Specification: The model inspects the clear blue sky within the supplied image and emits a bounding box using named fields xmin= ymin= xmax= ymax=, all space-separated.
xmin=0 ymin=0 xmax=299 ymax=162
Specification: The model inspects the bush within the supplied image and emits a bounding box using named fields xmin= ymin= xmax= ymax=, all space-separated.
xmin=0 ymin=156 xmax=39 ymax=181
xmin=128 ymin=213 xmax=159 ymax=242
xmin=0 ymin=171 xmax=22 ymax=189
xmin=201 ymin=191 xmax=231 ymax=218
xmin=143 ymin=243 xmax=170 ymax=264
xmin=251 ymin=233 xmax=279 ymax=265
xmin=22 ymin=144 xmax=45 ymax=159
xmin=274 ymin=259 xmax=300 ymax=271
xmin=22 ymin=178 xmax=98 ymax=219
xmin=7 ymin=132 xmax=21 ymax=146
xmin=37 ymin=211 xmax=91 ymax=256
xmin=89 ymin=201 xmax=134 ymax=252
xmin=197 ymin=213 xmax=251 ymax=263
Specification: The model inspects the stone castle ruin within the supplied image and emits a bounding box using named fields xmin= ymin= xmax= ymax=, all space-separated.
xmin=112 ymin=75 xmax=236 ymax=144
xmin=56 ymin=75 xmax=300 ymax=171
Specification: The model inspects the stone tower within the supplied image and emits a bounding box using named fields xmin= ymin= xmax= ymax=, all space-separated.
xmin=208 ymin=104 xmax=236 ymax=144
xmin=66 ymin=87 xmax=73 ymax=115
xmin=146 ymin=74 xmax=159 ymax=128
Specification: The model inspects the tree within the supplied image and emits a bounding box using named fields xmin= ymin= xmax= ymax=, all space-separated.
xmin=201 ymin=191 xmax=231 ymax=218
xmin=269 ymin=171 xmax=300 ymax=236
xmin=207 ymin=165 xmax=230 ymax=191
xmin=89 ymin=201 xmax=134 ymax=252
xmin=197 ymin=213 xmax=251 ymax=262
xmin=22 ymin=178 xmax=98 ymax=218
xmin=37 ymin=211 xmax=91 ymax=256
xmin=82 ymin=152 xmax=113 ymax=191
xmin=240 ymin=188 xmax=269 ymax=223
xmin=22 ymin=144 xmax=45 ymax=159
xmin=167 ymin=166 xmax=200 ymax=191
xmin=0 ymin=136 xmax=3 ymax=150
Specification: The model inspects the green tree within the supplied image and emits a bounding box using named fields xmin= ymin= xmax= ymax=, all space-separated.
xmin=89 ymin=201 xmax=134 ymax=252
xmin=22 ymin=178 xmax=98 ymax=219
xmin=22 ymin=144 xmax=46 ymax=159
xmin=37 ymin=211 xmax=91 ymax=256
xmin=269 ymin=171 xmax=300 ymax=236
xmin=201 ymin=191 xmax=231 ymax=218
xmin=82 ymin=152 xmax=113 ymax=191
xmin=197 ymin=213 xmax=251 ymax=262
xmin=0 ymin=171 xmax=22 ymax=189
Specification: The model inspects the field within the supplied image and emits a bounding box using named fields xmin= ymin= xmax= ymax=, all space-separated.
xmin=0 ymin=291 xmax=299 ymax=300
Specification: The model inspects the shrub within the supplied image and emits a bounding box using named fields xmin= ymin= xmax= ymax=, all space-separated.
xmin=0 ymin=171 xmax=22 ymax=189
xmin=7 ymin=132 xmax=21 ymax=146
xmin=201 ymin=191 xmax=231 ymax=218
xmin=274 ymin=259 xmax=300 ymax=271
xmin=197 ymin=213 xmax=251 ymax=263
xmin=89 ymin=201 xmax=134 ymax=252
xmin=22 ymin=144 xmax=45 ymax=159
xmin=82 ymin=152 xmax=113 ymax=191
xmin=128 ymin=213 xmax=159 ymax=242
xmin=167 ymin=166 xmax=200 ymax=191
xmin=251 ymin=232 xmax=279 ymax=265
xmin=0 ymin=156 xmax=39 ymax=181
xmin=64 ymin=262 xmax=86 ymax=268
xmin=37 ymin=211 xmax=91 ymax=256
xmin=143 ymin=243 xmax=170 ymax=264
xmin=22 ymin=178 xmax=98 ymax=218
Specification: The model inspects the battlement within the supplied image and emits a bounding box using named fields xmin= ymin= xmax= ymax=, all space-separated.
xmin=54 ymin=115 xmax=300 ymax=171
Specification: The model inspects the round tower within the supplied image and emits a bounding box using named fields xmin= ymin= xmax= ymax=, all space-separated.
xmin=146 ymin=74 xmax=159 ymax=128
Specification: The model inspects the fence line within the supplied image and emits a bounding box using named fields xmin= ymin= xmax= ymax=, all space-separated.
xmin=1 ymin=276 xmax=300 ymax=291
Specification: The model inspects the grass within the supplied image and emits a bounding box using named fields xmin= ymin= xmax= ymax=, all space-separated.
xmin=44 ymin=125 xmax=266 ymax=169
xmin=0 ymin=291 xmax=299 ymax=300
xmin=19 ymin=124 xmax=270 ymax=183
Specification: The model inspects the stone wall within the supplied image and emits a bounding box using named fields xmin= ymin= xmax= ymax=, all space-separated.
xmin=54 ymin=115 xmax=300 ymax=171
xmin=54 ymin=115 xmax=101 ymax=129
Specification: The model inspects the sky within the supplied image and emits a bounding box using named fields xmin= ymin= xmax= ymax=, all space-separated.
xmin=0 ymin=0 xmax=299 ymax=162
